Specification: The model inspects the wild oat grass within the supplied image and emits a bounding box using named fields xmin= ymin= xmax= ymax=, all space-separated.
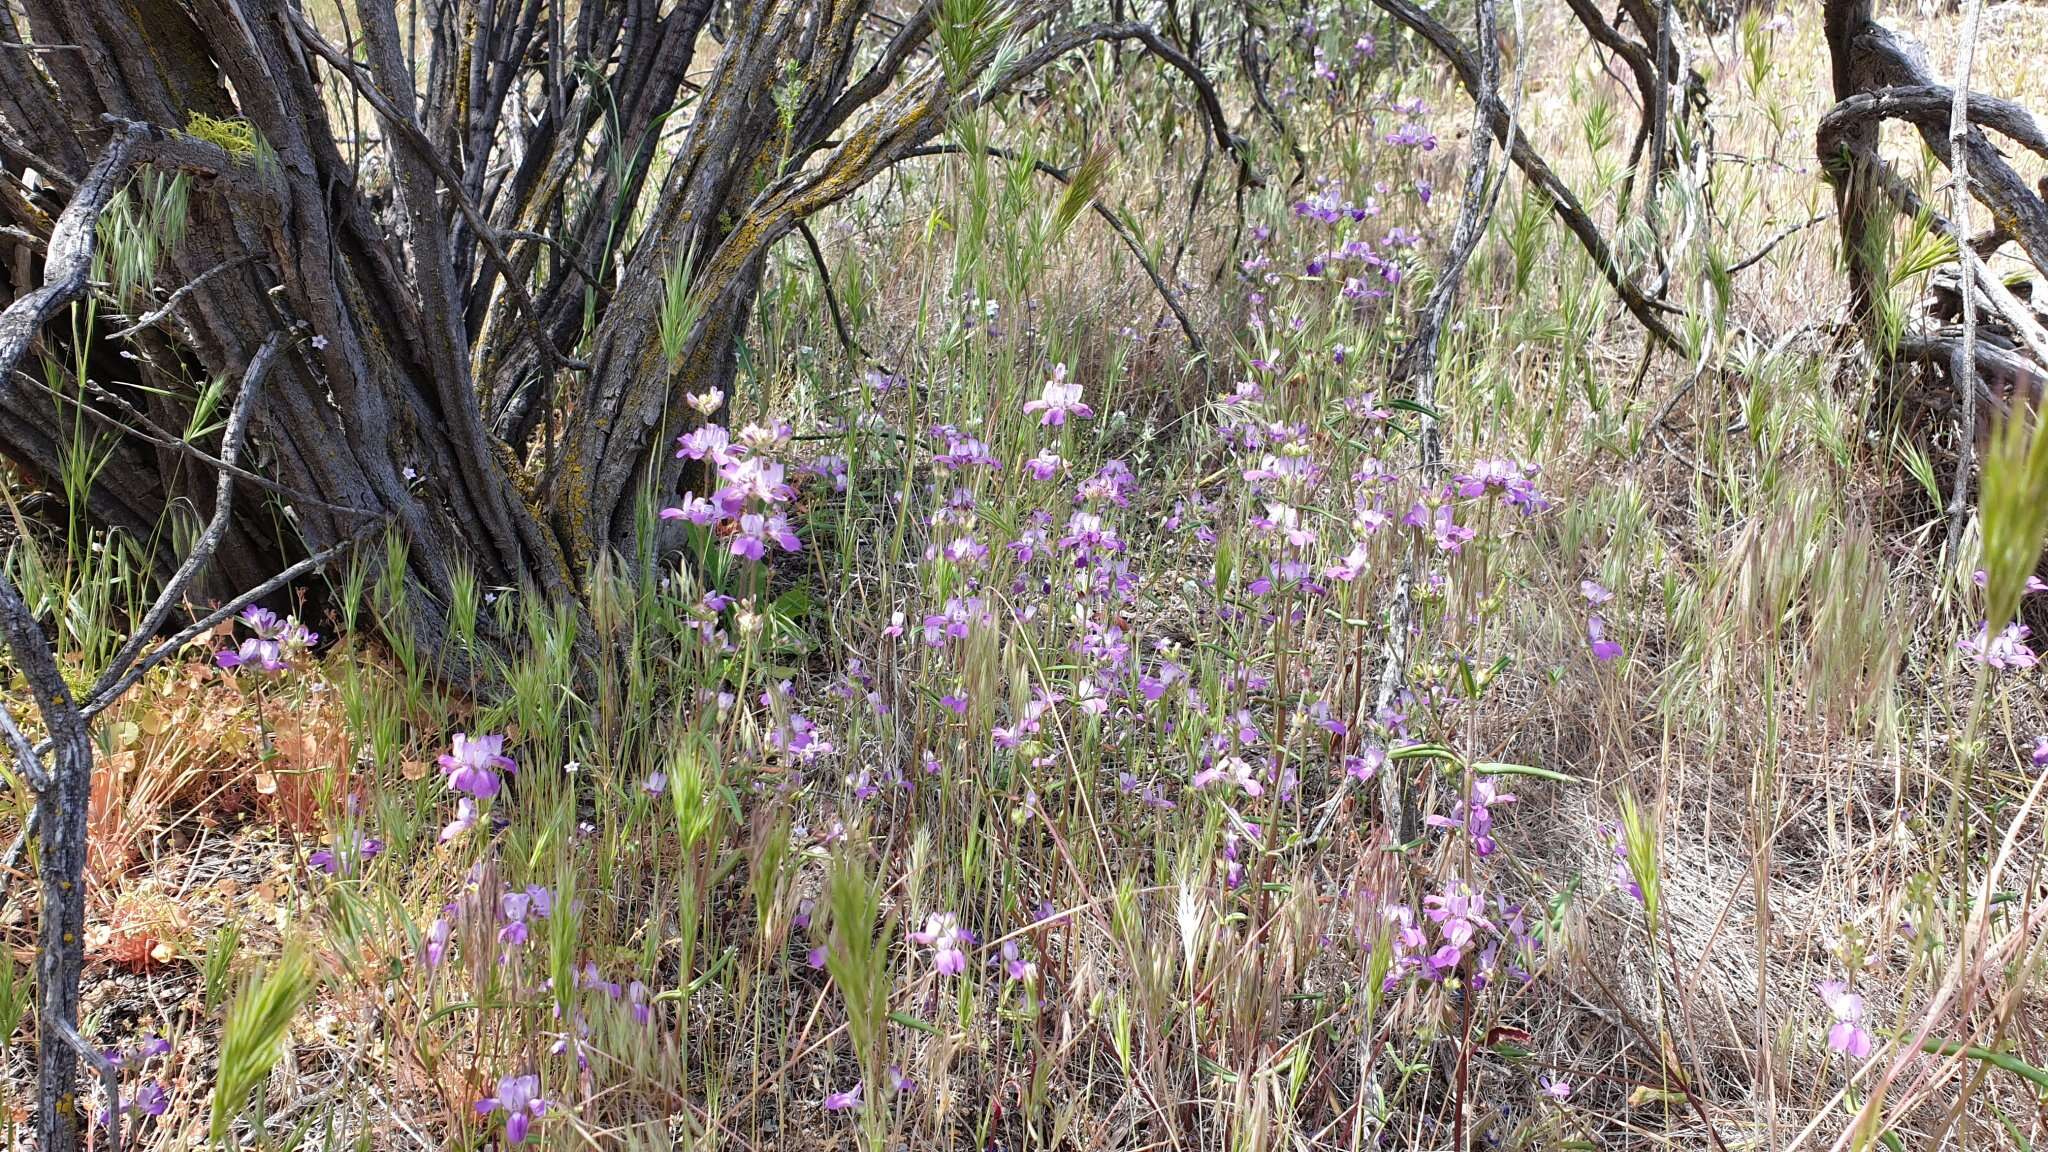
xmin=7 ymin=4 xmax=2048 ymax=1151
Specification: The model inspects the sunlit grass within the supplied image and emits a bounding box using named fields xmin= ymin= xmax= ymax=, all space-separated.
xmin=4 ymin=4 xmax=2048 ymax=1151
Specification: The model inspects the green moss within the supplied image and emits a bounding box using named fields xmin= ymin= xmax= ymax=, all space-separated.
xmin=183 ymin=112 xmax=257 ymax=156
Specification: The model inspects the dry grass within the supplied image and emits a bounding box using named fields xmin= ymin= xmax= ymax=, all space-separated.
xmin=9 ymin=4 xmax=2048 ymax=1151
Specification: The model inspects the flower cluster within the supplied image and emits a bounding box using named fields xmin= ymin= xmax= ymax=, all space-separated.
xmin=385 ymin=38 xmax=1598 ymax=1135
xmin=661 ymin=419 xmax=804 ymax=563
xmin=97 ymin=1035 xmax=172 ymax=1129
xmin=1425 ymin=777 xmax=1516 ymax=857
xmin=216 ymin=606 xmax=318 ymax=673
xmin=1960 ymin=621 xmax=2037 ymax=671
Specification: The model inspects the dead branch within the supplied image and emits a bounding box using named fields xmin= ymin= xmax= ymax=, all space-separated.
xmin=88 ymin=330 xmax=285 ymax=701
xmin=1238 ymin=7 xmax=1307 ymax=187
xmin=1832 ymin=23 xmax=2048 ymax=275
xmin=980 ymin=21 xmax=1260 ymax=192
xmin=0 ymin=565 xmax=89 ymax=1152
xmin=0 ymin=698 xmax=44 ymax=792
xmin=78 ymin=532 xmax=370 ymax=725
xmin=1371 ymin=0 xmax=1685 ymax=353
xmin=0 ymin=121 xmax=145 ymax=405
xmin=1946 ymin=0 xmax=1985 ymax=560
xmin=1727 ymin=212 xmax=1833 ymax=275
xmin=1818 ymin=87 xmax=2048 ymax=162
xmin=108 ymin=254 xmax=266 ymax=340
xmin=1307 ymin=0 xmax=1507 ymax=851
xmin=285 ymin=9 xmax=588 ymax=375
xmin=797 ymin=220 xmax=870 ymax=365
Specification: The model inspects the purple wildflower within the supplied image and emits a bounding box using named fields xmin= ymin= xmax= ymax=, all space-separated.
xmin=1818 ymin=980 xmax=1874 ymax=1060
xmin=1023 ymin=364 xmax=1093 ymax=426
xmin=910 ymin=913 xmax=970 ymax=977
xmin=439 ymin=733 xmax=515 ymax=799
xmin=476 ymin=1074 xmax=548 ymax=1144
xmin=1960 ymin=622 xmax=2038 ymax=671
xmin=1588 ymin=616 xmax=1623 ymax=663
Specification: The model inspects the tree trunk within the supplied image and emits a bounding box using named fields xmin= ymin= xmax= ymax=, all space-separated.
xmin=1823 ymin=0 xmax=1884 ymax=338
xmin=0 ymin=0 xmax=1256 ymax=623
xmin=0 ymin=0 xmax=586 ymax=656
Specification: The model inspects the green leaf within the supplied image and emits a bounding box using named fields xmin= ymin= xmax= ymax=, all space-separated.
xmin=1471 ymin=761 xmax=1582 ymax=784
xmin=889 ymin=1011 xmax=941 ymax=1035
xmin=1388 ymin=742 xmax=1459 ymax=763
xmin=1920 ymin=1037 xmax=2048 ymax=1093
xmin=1388 ymin=398 xmax=1446 ymax=421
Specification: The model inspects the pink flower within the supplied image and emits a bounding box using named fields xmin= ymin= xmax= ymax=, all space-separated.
xmin=823 ymin=1082 xmax=863 ymax=1112
xmin=731 ymin=512 xmax=801 ymax=561
xmin=439 ymin=796 xmax=478 ymax=843
xmin=1263 ymin=502 xmax=1317 ymax=549
xmin=1074 ymin=679 xmax=1109 ymax=718
xmin=1191 ymin=755 xmax=1264 ymax=797
xmin=660 ymin=494 xmax=722 ymax=526
xmin=439 ymin=733 xmax=515 ymax=799
xmin=720 ymin=457 xmax=795 ymax=508
xmin=1579 ymin=579 xmax=1614 ymax=606
xmin=675 ymin=425 xmax=739 ymax=465
xmin=216 ymin=637 xmax=285 ymax=672
xmin=1970 ymin=569 xmax=2048 ymax=595
xmin=240 ymin=606 xmax=317 ymax=647
xmin=1023 ymin=365 xmax=1093 ymax=426
xmin=1345 ymin=745 xmax=1385 ymax=784
xmin=1326 ymin=542 xmax=1372 ymax=582
xmin=1424 ymin=882 xmax=1492 ymax=951
xmin=999 ymin=940 xmax=1037 ymax=982
xmin=1405 ymin=502 xmax=1474 ymax=553
xmin=423 ymin=915 xmax=452 ymax=968
xmin=131 ymin=1081 xmax=169 ymax=1116
xmin=1024 ymin=449 xmax=1065 ymax=480
xmin=1960 ymin=622 xmax=2038 ymax=671
xmin=496 ymin=886 xmax=552 ymax=949
xmin=1424 ymin=777 xmax=1516 ymax=856
xmin=910 ymin=913 xmax=970 ymax=977
xmin=1588 ymin=616 xmax=1623 ymax=663
xmin=1818 ymin=979 xmax=1873 ymax=1059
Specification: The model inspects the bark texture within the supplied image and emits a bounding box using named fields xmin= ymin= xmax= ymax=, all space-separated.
xmin=0 ymin=0 xmax=1250 ymax=651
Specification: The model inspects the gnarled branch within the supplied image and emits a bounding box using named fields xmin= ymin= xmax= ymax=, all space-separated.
xmin=0 ymin=121 xmax=145 ymax=404
xmin=1371 ymin=0 xmax=1683 ymax=352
